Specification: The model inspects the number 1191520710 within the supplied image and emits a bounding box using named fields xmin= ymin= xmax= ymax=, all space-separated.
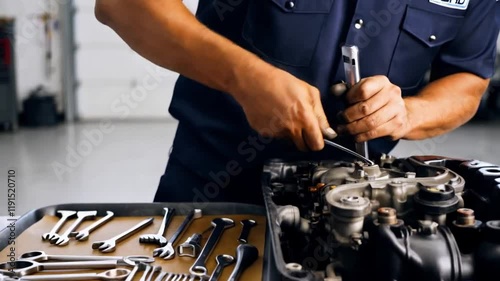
xmin=7 ymin=170 xmax=16 ymax=216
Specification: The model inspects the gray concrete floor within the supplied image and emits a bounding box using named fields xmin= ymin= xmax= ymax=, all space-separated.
xmin=0 ymin=120 xmax=499 ymax=217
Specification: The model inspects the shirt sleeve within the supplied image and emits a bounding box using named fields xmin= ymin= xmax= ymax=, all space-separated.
xmin=431 ymin=0 xmax=499 ymax=80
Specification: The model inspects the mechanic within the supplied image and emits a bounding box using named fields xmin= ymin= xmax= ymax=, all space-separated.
xmin=94 ymin=0 xmax=499 ymax=205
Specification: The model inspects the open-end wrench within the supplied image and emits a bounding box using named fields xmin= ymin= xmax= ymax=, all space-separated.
xmin=70 ymin=211 xmax=114 ymax=241
xmin=189 ymin=218 xmax=235 ymax=277
xmin=237 ymin=220 xmax=257 ymax=244
xmin=92 ymin=218 xmax=154 ymax=253
xmin=52 ymin=211 xmax=97 ymax=246
xmin=227 ymin=244 xmax=259 ymax=281
xmin=124 ymin=262 xmax=148 ymax=281
xmin=208 ymin=255 xmax=234 ymax=281
xmin=154 ymin=209 xmax=202 ymax=259
xmin=145 ymin=266 xmax=161 ymax=281
xmin=178 ymin=233 xmax=203 ymax=258
xmin=41 ymin=210 xmax=76 ymax=241
xmin=154 ymin=271 xmax=168 ymax=281
xmin=139 ymin=208 xmax=175 ymax=247
xmin=138 ymin=264 xmax=151 ymax=281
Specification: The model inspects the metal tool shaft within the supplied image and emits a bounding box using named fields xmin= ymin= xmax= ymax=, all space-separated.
xmin=341 ymin=44 xmax=369 ymax=160
xmin=324 ymin=139 xmax=374 ymax=166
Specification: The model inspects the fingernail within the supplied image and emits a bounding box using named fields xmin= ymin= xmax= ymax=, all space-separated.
xmin=323 ymin=127 xmax=338 ymax=139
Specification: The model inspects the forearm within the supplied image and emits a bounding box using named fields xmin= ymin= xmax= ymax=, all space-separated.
xmin=94 ymin=0 xmax=273 ymax=100
xmin=403 ymin=72 xmax=489 ymax=140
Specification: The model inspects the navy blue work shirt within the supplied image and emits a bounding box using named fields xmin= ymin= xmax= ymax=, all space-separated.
xmin=158 ymin=0 xmax=499 ymax=202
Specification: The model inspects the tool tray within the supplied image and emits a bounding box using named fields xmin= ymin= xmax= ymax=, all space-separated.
xmin=0 ymin=202 xmax=277 ymax=280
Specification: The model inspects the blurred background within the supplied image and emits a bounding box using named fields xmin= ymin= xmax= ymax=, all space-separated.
xmin=0 ymin=0 xmax=499 ymax=216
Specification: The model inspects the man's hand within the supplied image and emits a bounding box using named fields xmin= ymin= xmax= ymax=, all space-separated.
xmin=235 ymin=68 xmax=337 ymax=152
xmin=338 ymin=75 xmax=410 ymax=142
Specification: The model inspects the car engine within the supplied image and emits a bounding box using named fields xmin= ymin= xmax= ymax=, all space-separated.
xmin=262 ymin=155 xmax=500 ymax=281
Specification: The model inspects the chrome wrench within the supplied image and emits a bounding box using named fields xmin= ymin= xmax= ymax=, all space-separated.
xmin=70 ymin=211 xmax=114 ymax=241
xmin=52 ymin=210 xmax=97 ymax=246
xmin=178 ymin=233 xmax=203 ymax=258
xmin=154 ymin=209 xmax=203 ymax=259
xmin=92 ymin=218 xmax=154 ymax=253
xmin=227 ymin=244 xmax=259 ymax=281
xmin=237 ymin=220 xmax=257 ymax=244
xmin=41 ymin=210 xmax=76 ymax=241
xmin=189 ymin=218 xmax=235 ymax=277
xmin=124 ymin=262 xmax=148 ymax=281
xmin=208 ymin=255 xmax=235 ymax=281
xmin=139 ymin=208 xmax=175 ymax=246
xmin=341 ymin=44 xmax=369 ymax=160
xmin=324 ymin=139 xmax=374 ymax=166
xmin=17 ymin=268 xmax=130 ymax=280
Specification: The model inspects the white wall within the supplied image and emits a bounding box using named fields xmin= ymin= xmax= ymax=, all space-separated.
xmin=0 ymin=0 xmax=63 ymax=111
xmin=74 ymin=0 xmax=198 ymax=120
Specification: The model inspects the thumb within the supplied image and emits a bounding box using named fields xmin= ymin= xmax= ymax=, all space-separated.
xmin=313 ymin=101 xmax=337 ymax=140
xmin=330 ymin=82 xmax=348 ymax=97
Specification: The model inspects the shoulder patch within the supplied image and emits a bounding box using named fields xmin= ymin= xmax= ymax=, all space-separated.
xmin=429 ymin=0 xmax=470 ymax=10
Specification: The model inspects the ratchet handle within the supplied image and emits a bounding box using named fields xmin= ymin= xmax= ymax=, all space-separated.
xmin=42 ymin=260 xmax=118 ymax=270
xmin=113 ymin=218 xmax=154 ymax=243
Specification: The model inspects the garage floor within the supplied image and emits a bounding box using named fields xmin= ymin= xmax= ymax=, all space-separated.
xmin=0 ymin=120 xmax=499 ymax=217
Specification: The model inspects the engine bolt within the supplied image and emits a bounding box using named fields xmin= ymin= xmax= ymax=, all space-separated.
xmin=456 ymin=208 xmax=475 ymax=226
xmin=377 ymin=207 xmax=398 ymax=225
xmin=309 ymin=183 xmax=326 ymax=193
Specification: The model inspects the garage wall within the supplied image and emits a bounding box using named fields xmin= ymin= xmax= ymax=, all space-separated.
xmin=74 ymin=0 xmax=198 ymax=120
xmin=0 ymin=0 xmax=63 ymax=111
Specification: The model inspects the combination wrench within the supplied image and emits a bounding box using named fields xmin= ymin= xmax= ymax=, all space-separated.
xmin=208 ymin=254 xmax=235 ymax=281
xmin=52 ymin=210 xmax=97 ymax=246
xmin=92 ymin=218 xmax=154 ymax=253
xmin=139 ymin=208 xmax=175 ymax=247
xmin=227 ymin=244 xmax=259 ymax=281
xmin=41 ymin=210 xmax=76 ymax=241
xmin=237 ymin=220 xmax=257 ymax=244
xmin=189 ymin=218 xmax=235 ymax=277
xmin=70 ymin=211 xmax=114 ymax=241
xmin=153 ymin=209 xmax=202 ymax=259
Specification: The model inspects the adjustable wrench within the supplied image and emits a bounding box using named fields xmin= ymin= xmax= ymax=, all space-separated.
xmin=189 ymin=218 xmax=235 ymax=277
xmin=41 ymin=210 xmax=76 ymax=241
xmin=139 ymin=208 xmax=175 ymax=246
xmin=52 ymin=211 xmax=97 ymax=246
xmin=70 ymin=211 xmax=114 ymax=241
xmin=153 ymin=209 xmax=202 ymax=259
xmin=92 ymin=218 xmax=154 ymax=253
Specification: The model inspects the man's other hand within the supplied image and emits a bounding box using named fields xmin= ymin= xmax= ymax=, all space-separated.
xmin=338 ymin=75 xmax=411 ymax=142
